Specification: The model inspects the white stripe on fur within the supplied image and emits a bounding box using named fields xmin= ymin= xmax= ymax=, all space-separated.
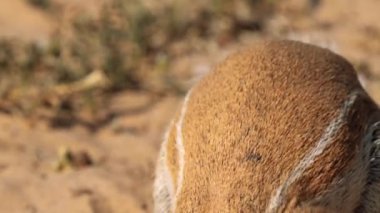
xmin=163 ymin=121 xmax=176 ymax=200
xmin=173 ymin=89 xmax=193 ymax=211
xmin=154 ymin=121 xmax=176 ymax=213
xmin=266 ymin=90 xmax=361 ymax=212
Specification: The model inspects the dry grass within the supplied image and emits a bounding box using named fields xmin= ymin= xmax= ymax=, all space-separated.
xmin=0 ymin=0 xmax=273 ymax=126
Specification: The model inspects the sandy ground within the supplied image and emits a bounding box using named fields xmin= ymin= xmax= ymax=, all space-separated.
xmin=0 ymin=0 xmax=379 ymax=212
xmin=0 ymin=0 xmax=53 ymax=42
xmin=0 ymin=92 xmax=181 ymax=212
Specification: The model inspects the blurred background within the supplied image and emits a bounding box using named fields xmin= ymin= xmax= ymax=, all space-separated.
xmin=0 ymin=0 xmax=379 ymax=212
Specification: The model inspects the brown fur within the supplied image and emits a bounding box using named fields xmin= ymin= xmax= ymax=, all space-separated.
xmin=154 ymin=40 xmax=380 ymax=213
xmin=166 ymin=117 xmax=179 ymax=190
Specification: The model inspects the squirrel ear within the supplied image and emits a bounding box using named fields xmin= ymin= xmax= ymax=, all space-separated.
xmin=368 ymin=121 xmax=380 ymax=183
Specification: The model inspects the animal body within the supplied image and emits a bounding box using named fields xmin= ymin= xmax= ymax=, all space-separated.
xmin=153 ymin=40 xmax=380 ymax=213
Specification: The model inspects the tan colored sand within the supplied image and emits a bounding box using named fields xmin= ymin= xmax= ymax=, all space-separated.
xmin=0 ymin=93 xmax=180 ymax=213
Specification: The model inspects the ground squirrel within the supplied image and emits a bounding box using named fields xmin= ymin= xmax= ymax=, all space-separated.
xmin=154 ymin=40 xmax=380 ymax=213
